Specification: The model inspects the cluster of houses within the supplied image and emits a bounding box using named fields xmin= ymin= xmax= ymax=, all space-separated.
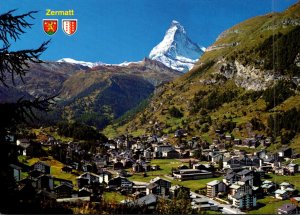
xmin=10 ymin=156 xmax=189 ymax=212
xmin=7 ymin=128 xmax=300 ymax=214
xmin=10 ymin=161 xmax=76 ymax=202
xmin=207 ymin=169 xmax=260 ymax=208
xmin=206 ymin=149 xmax=300 ymax=213
xmin=7 ymin=135 xmax=200 ymax=212
xmin=207 ymin=170 xmax=299 ymax=212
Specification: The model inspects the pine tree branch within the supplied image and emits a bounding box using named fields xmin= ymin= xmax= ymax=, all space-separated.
xmin=0 ymin=10 xmax=37 ymax=46
xmin=0 ymin=9 xmax=54 ymax=141
xmin=0 ymin=40 xmax=50 ymax=86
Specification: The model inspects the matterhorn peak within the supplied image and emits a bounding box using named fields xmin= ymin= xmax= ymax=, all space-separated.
xmin=171 ymin=20 xmax=179 ymax=25
xmin=170 ymin=20 xmax=186 ymax=33
xmin=149 ymin=20 xmax=205 ymax=73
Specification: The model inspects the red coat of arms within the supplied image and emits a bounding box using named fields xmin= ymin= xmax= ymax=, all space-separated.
xmin=43 ymin=19 xmax=58 ymax=35
xmin=62 ymin=19 xmax=77 ymax=36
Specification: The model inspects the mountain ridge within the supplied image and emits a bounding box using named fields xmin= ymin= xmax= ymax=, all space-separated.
xmin=3 ymin=57 xmax=181 ymax=129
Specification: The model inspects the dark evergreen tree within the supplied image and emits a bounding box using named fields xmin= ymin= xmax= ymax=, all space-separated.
xmin=0 ymin=10 xmax=51 ymax=141
xmin=0 ymin=10 xmax=55 ymax=213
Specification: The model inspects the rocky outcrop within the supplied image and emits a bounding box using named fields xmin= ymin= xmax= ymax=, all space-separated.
xmin=281 ymin=18 xmax=300 ymax=26
xmin=218 ymin=60 xmax=275 ymax=91
xmin=262 ymin=18 xmax=300 ymax=31
xmin=216 ymin=29 xmax=242 ymax=41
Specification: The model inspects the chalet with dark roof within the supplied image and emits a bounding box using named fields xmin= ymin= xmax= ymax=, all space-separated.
xmin=153 ymin=145 xmax=174 ymax=158
xmin=77 ymin=172 xmax=110 ymax=189
xmin=146 ymin=183 xmax=159 ymax=195
xmin=132 ymin=162 xmax=151 ymax=172
xmin=135 ymin=193 xmax=158 ymax=212
xmin=36 ymin=174 xmax=54 ymax=191
xmin=223 ymin=172 xmax=239 ymax=186
xmin=54 ymin=183 xmax=73 ymax=198
xmin=33 ymin=161 xmax=51 ymax=174
xmin=108 ymin=176 xmax=133 ymax=193
xmin=149 ymin=177 xmax=171 ymax=196
xmin=78 ymin=187 xmax=92 ymax=197
xmin=162 ymin=149 xmax=180 ymax=159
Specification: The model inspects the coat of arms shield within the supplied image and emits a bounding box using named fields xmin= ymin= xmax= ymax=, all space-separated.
xmin=43 ymin=19 xmax=58 ymax=35
xmin=62 ymin=19 xmax=77 ymax=36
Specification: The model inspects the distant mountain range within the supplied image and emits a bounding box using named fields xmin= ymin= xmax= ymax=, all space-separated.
xmin=57 ymin=58 xmax=143 ymax=68
xmin=57 ymin=58 xmax=104 ymax=68
xmin=1 ymin=57 xmax=181 ymax=128
xmin=0 ymin=20 xmax=204 ymax=128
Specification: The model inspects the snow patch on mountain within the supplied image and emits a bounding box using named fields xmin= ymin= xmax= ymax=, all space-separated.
xmin=57 ymin=58 xmax=103 ymax=68
xmin=116 ymin=61 xmax=143 ymax=66
xmin=149 ymin=20 xmax=205 ymax=73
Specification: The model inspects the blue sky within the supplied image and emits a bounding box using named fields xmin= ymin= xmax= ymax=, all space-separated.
xmin=0 ymin=0 xmax=298 ymax=64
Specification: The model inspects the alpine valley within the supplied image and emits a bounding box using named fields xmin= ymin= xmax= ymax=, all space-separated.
xmin=106 ymin=2 xmax=300 ymax=155
xmin=2 ymin=20 xmax=203 ymax=129
xmin=4 ymin=58 xmax=181 ymax=128
xmin=3 ymin=2 xmax=300 ymax=215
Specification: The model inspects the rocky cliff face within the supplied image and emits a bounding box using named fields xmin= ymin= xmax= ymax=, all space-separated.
xmin=218 ymin=60 xmax=274 ymax=91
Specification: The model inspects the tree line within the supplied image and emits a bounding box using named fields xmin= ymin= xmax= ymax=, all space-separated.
xmin=57 ymin=121 xmax=107 ymax=141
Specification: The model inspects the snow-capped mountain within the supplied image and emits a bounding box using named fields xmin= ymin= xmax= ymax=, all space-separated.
xmin=58 ymin=21 xmax=204 ymax=72
xmin=149 ymin=20 xmax=205 ymax=73
xmin=57 ymin=58 xmax=104 ymax=68
xmin=57 ymin=58 xmax=143 ymax=68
